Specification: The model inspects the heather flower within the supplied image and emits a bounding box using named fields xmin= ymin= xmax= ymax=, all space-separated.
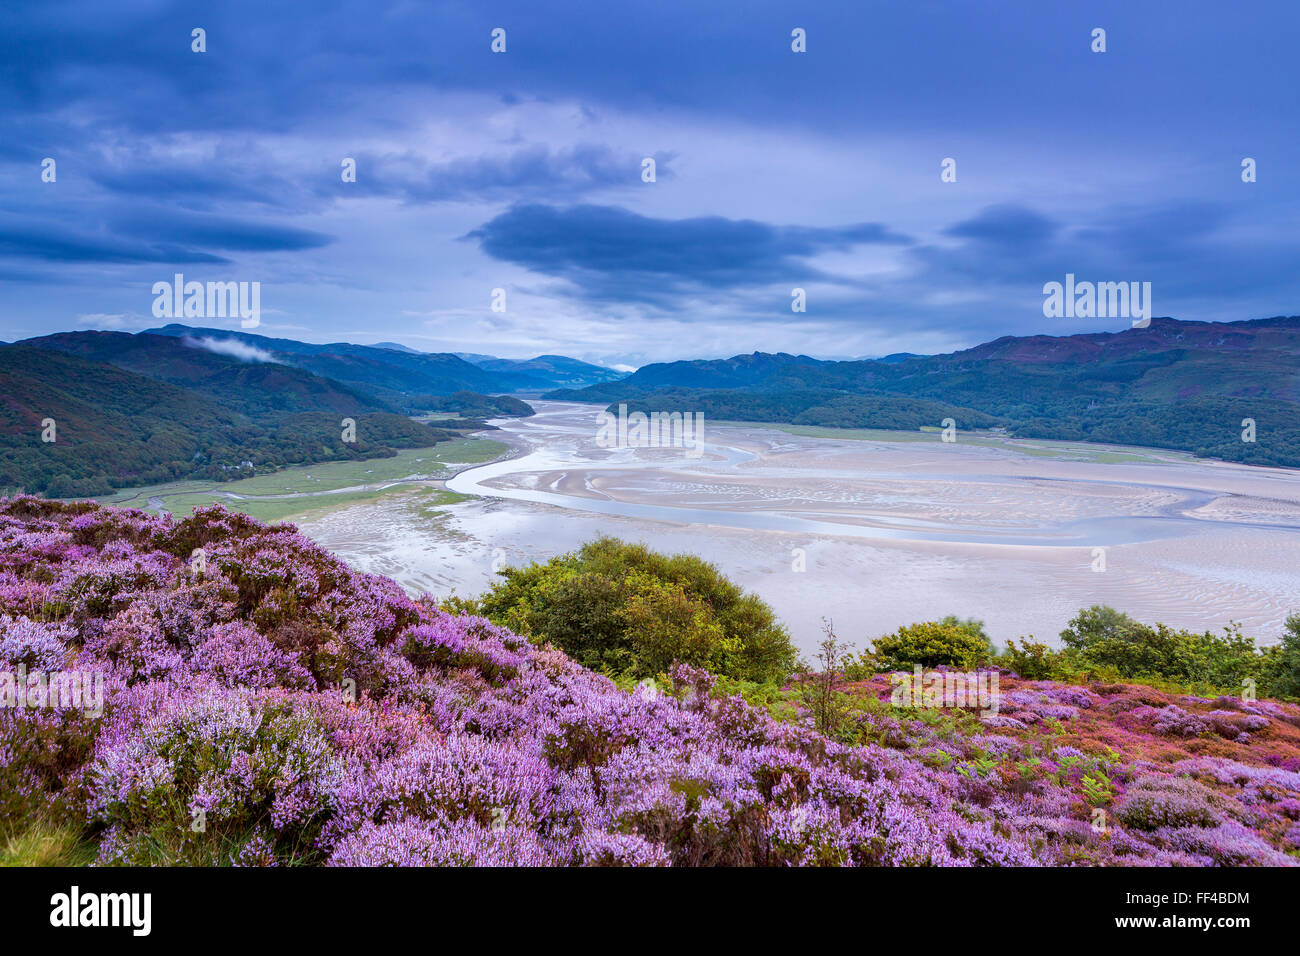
xmin=1149 ymin=705 xmax=1210 ymax=738
xmin=0 ymin=615 xmax=73 ymax=670
xmin=328 ymin=816 xmax=559 ymax=867
xmin=189 ymin=622 xmax=314 ymax=690
xmin=5 ymin=496 xmax=1298 ymax=868
xmin=1155 ymin=821 xmax=1296 ymax=866
xmin=1285 ymin=823 xmax=1300 ymax=850
xmin=90 ymin=683 xmax=342 ymax=864
xmin=1114 ymin=775 xmax=1229 ymax=831
xmin=979 ymin=714 xmax=1028 ymax=730
xmin=575 ymin=829 xmax=671 ymax=867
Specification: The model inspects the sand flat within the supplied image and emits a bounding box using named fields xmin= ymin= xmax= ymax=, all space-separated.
xmin=299 ymin=401 xmax=1300 ymax=653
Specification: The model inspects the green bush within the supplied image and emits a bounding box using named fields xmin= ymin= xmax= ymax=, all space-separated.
xmin=475 ymin=537 xmax=797 ymax=683
xmin=1258 ymin=613 xmax=1300 ymax=699
xmin=997 ymin=639 xmax=1063 ymax=680
xmin=1060 ymin=605 xmax=1259 ymax=692
xmin=872 ymin=620 xmax=992 ymax=670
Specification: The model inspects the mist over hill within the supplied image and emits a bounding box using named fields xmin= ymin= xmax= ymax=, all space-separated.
xmin=0 ymin=327 xmax=544 ymax=496
xmin=142 ymin=324 xmax=518 ymax=399
xmin=24 ymin=331 xmax=393 ymax=419
xmin=1 ymin=323 xmax=614 ymax=496
xmin=143 ymin=325 xmax=627 ymax=395
xmin=0 ymin=346 xmax=459 ymax=496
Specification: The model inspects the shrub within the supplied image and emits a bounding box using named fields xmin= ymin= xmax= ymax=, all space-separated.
xmin=793 ymin=623 xmax=855 ymax=738
xmin=997 ymin=639 xmax=1062 ymax=680
xmin=6 ymin=497 xmax=1300 ymax=869
xmin=90 ymin=685 xmax=342 ymax=865
xmin=1258 ymin=613 xmax=1300 ymax=700
xmin=873 ymin=620 xmax=992 ymax=670
xmin=1060 ymin=605 xmax=1262 ymax=693
xmin=475 ymin=537 xmax=796 ymax=683
xmin=939 ymin=615 xmax=991 ymax=646
xmin=1114 ymin=775 xmax=1227 ymax=831
xmin=1150 ymin=705 xmax=1210 ymax=738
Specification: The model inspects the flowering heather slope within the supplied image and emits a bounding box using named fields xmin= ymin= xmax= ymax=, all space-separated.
xmin=1 ymin=497 xmax=1297 ymax=866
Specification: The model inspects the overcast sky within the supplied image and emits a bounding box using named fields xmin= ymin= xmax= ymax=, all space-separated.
xmin=2 ymin=0 xmax=1298 ymax=366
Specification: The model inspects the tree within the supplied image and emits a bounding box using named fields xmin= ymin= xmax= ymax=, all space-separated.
xmin=795 ymin=620 xmax=855 ymax=735
xmin=476 ymin=537 xmax=797 ymax=683
xmin=1260 ymin=613 xmax=1300 ymax=699
xmin=873 ymin=620 xmax=992 ymax=670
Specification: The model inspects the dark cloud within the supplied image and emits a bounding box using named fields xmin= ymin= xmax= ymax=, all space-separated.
xmin=3 ymin=1 xmax=1295 ymax=145
xmin=0 ymin=0 xmax=1298 ymax=356
xmin=465 ymin=203 xmax=910 ymax=299
xmin=945 ymin=205 xmax=1059 ymax=247
xmin=0 ymin=222 xmax=228 ymax=264
xmin=110 ymin=211 xmax=334 ymax=253
xmin=91 ymin=162 xmax=295 ymax=207
xmin=1073 ymin=202 xmax=1233 ymax=261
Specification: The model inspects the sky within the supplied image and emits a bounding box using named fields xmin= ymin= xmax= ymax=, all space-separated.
xmin=2 ymin=0 xmax=1298 ymax=367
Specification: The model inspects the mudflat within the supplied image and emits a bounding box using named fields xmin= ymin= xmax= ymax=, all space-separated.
xmin=299 ymin=402 xmax=1300 ymax=653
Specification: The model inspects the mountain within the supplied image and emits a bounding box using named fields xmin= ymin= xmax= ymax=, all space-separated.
xmin=558 ymin=318 xmax=1300 ymax=400
xmin=547 ymin=316 xmax=1300 ymax=467
xmin=613 ymin=351 xmax=827 ymax=391
xmin=408 ymin=391 xmax=535 ymax=418
xmin=0 ymin=339 xmax=481 ymax=497
xmin=955 ymin=315 xmax=1300 ymax=367
xmin=471 ymin=354 xmax=628 ymax=390
xmin=22 ymin=331 xmax=394 ymax=420
xmin=11 ymin=315 xmax=1300 ymax=496
xmin=142 ymin=325 xmax=625 ymax=396
xmin=143 ymin=324 xmax=517 ymax=399
xmin=0 ymin=345 xmax=259 ymax=495
xmin=615 ymin=388 xmax=1003 ymax=431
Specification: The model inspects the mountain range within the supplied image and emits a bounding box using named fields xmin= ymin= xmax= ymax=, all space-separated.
xmin=4 ymin=315 xmax=1300 ymax=498
xmin=547 ymin=316 xmax=1300 ymax=468
xmin=0 ymin=323 xmax=604 ymax=496
xmin=142 ymin=324 xmax=626 ymax=396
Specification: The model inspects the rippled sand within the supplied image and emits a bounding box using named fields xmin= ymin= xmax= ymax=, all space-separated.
xmin=299 ymin=402 xmax=1300 ymax=653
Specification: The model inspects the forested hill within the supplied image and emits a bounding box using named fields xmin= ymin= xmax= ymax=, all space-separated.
xmin=0 ymin=343 xmax=493 ymax=498
xmin=143 ymin=324 xmax=626 ymax=395
xmin=546 ymin=316 xmax=1300 ymax=467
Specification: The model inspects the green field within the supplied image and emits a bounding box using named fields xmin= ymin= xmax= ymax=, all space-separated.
xmin=94 ymin=437 xmax=505 ymax=523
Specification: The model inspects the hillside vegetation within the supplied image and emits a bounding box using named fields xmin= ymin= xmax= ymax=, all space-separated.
xmin=0 ymin=345 xmax=467 ymax=496
xmin=549 ymin=316 xmax=1300 ymax=466
xmin=460 ymin=537 xmax=797 ymax=683
xmin=3 ymin=499 xmax=1297 ymax=866
xmin=405 ymin=391 xmax=535 ymax=419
